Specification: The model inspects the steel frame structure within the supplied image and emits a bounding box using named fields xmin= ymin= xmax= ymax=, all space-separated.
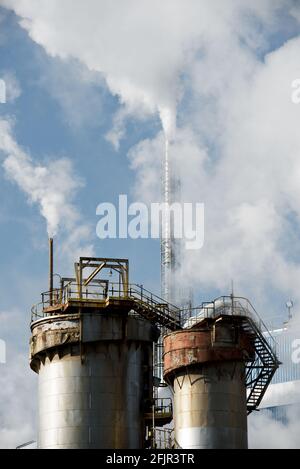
xmin=32 ymin=256 xmax=279 ymax=448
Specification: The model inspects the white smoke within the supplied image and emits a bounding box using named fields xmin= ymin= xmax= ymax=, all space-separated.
xmin=0 ymin=0 xmax=185 ymax=141
xmin=0 ymin=118 xmax=95 ymax=264
xmin=1 ymin=0 xmax=285 ymax=144
xmin=0 ymin=118 xmax=81 ymax=237
xmin=249 ymin=405 xmax=300 ymax=449
xmin=128 ymin=13 xmax=300 ymax=313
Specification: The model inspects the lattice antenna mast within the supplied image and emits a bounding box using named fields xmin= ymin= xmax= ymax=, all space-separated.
xmin=161 ymin=138 xmax=172 ymax=302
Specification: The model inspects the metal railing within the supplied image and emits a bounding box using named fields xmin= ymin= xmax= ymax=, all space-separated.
xmin=31 ymin=281 xmax=181 ymax=325
xmin=180 ymin=295 xmax=280 ymax=412
xmin=153 ymin=397 xmax=172 ymax=416
xmin=181 ymin=295 xmax=277 ymax=354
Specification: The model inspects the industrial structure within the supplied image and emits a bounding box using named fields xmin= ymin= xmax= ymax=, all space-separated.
xmin=160 ymin=138 xmax=193 ymax=373
xmin=161 ymin=138 xmax=179 ymax=304
xmin=161 ymin=138 xmax=192 ymax=308
xmin=164 ymin=298 xmax=279 ymax=449
xmin=30 ymin=241 xmax=177 ymax=449
xmin=29 ymin=240 xmax=279 ymax=449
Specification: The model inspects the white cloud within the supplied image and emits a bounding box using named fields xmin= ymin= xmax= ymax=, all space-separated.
xmin=36 ymin=57 xmax=106 ymax=130
xmin=1 ymin=71 xmax=21 ymax=102
xmin=0 ymin=8 xmax=9 ymax=45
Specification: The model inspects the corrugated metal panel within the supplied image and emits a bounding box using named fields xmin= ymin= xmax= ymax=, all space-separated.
xmin=268 ymin=326 xmax=300 ymax=384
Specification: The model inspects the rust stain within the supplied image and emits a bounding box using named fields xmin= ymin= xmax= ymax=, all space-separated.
xmin=163 ymin=327 xmax=255 ymax=379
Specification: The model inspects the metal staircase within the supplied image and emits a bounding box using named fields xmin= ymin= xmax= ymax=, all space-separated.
xmin=181 ymin=296 xmax=280 ymax=415
xmin=129 ymin=285 xmax=181 ymax=331
xmin=241 ymin=316 xmax=279 ymax=413
xmin=129 ymin=292 xmax=279 ymax=417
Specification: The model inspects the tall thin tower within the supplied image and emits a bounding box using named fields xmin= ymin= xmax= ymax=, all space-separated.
xmin=160 ymin=139 xmax=193 ymax=309
xmin=158 ymin=139 xmax=177 ymax=383
xmin=161 ymin=139 xmax=172 ymax=302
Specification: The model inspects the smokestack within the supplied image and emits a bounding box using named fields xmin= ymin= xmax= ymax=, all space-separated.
xmin=49 ymin=238 xmax=54 ymax=306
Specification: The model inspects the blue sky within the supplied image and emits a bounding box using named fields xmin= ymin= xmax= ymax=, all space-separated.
xmin=1 ymin=1 xmax=300 ymax=448
xmin=0 ymin=8 xmax=165 ymax=315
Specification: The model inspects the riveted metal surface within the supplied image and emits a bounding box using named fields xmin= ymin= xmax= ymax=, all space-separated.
xmin=33 ymin=315 xmax=156 ymax=449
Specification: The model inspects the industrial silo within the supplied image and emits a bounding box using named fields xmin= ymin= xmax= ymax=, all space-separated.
xmin=163 ymin=297 xmax=279 ymax=449
xmin=30 ymin=251 xmax=163 ymax=449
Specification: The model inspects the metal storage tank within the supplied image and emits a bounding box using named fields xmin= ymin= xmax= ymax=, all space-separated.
xmin=30 ymin=253 xmax=164 ymax=449
xmin=163 ymin=297 xmax=279 ymax=449
xmin=31 ymin=313 xmax=156 ymax=449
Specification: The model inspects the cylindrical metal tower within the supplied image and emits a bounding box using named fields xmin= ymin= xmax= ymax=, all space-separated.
xmin=31 ymin=313 xmax=158 ymax=449
xmin=163 ymin=317 xmax=255 ymax=449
